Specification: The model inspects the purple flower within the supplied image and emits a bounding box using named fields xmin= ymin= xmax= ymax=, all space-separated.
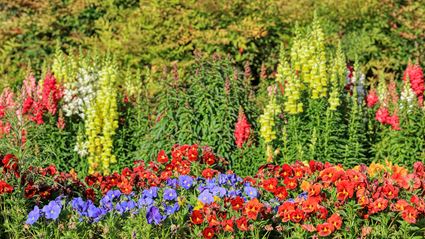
xmin=106 ymin=190 xmax=121 ymax=201
xmin=244 ymin=186 xmax=258 ymax=199
xmin=198 ymin=190 xmax=214 ymax=204
xmin=163 ymin=188 xmax=177 ymax=201
xmin=146 ymin=206 xmax=163 ymax=225
xmin=142 ymin=187 xmax=158 ymax=199
xmin=227 ymin=189 xmax=242 ymax=197
xmin=138 ymin=196 xmax=154 ymax=208
xmin=178 ymin=175 xmax=194 ymax=190
xmin=42 ymin=201 xmax=61 ymax=220
xmin=166 ymin=178 xmax=178 ymax=188
xmin=164 ymin=202 xmax=180 ymax=215
xmin=26 ymin=206 xmax=40 ymax=225
xmin=88 ymin=204 xmax=102 ymax=218
xmin=211 ymin=186 xmax=226 ymax=198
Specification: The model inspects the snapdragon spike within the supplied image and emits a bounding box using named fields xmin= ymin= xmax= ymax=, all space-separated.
xmin=234 ymin=110 xmax=251 ymax=148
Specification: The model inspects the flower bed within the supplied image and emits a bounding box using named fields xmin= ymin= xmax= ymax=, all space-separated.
xmin=1 ymin=145 xmax=424 ymax=238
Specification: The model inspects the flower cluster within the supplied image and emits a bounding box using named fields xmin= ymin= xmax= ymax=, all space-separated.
xmin=403 ymin=63 xmax=424 ymax=105
xmin=86 ymin=63 xmax=119 ymax=174
xmin=19 ymin=144 xmax=424 ymax=239
xmin=234 ymin=110 xmax=251 ymax=148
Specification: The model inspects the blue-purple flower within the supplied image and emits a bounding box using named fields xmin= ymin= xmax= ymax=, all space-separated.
xmin=244 ymin=186 xmax=258 ymax=199
xmin=26 ymin=206 xmax=40 ymax=225
xmin=142 ymin=187 xmax=158 ymax=199
xmin=163 ymin=188 xmax=177 ymax=201
xmin=146 ymin=206 xmax=163 ymax=225
xmin=164 ymin=202 xmax=180 ymax=215
xmin=42 ymin=201 xmax=61 ymax=220
xmin=178 ymin=175 xmax=194 ymax=190
xmin=198 ymin=190 xmax=214 ymax=204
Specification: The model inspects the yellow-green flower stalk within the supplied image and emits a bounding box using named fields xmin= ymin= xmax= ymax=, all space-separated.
xmin=328 ymin=43 xmax=346 ymax=110
xmin=86 ymin=61 xmax=119 ymax=174
xmin=259 ymin=89 xmax=281 ymax=161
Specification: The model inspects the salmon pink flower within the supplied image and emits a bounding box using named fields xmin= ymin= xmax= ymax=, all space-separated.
xmin=401 ymin=206 xmax=418 ymax=224
xmin=375 ymin=107 xmax=389 ymax=124
xmin=366 ymin=89 xmax=379 ymax=107
xmin=317 ymin=222 xmax=334 ymax=237
xmin=403 ymin=63 xmax=424 ymax=105
xmin=234 ymin=110 xmax=251 ymax=148
xmin=327 ymin=213 xmax=342 ymax=230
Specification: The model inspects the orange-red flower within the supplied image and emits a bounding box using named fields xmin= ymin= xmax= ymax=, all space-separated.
xmin=308 ymin=183 xmax=322 ymax=197
xmin=263 ymin=178 xmax=278 ymax=193
xmin=391 ymin=199 xmax=410 ymax=212
xmin=290 ymin=208 xmax=305 ymax=223
xmin=230 ymin=196 xmax=244 ymax=211
xmin=336 ymin=180 xmax=354 ymax=201
xmin=244 ymin=198 xmax=263 ymax=220
xmin=401 ymin=206 xmax=418 ymax=224
xmin=317 ymin=222 xmax=335 ymax=237
xmin=274 ymin=186 xmax=288 ymax=201
xmin=236 ymin=217 xmax=249 ymax=231
xmin=222 ymin=219 xmax=234 ymax=232
xmin=283 ymin=177 xmax=297 ymax=190
xmin=369 ymin=197 xmax=388 ymax=214
xmin=302 ymin=197 xmax=318 ymax=213
xmin=157 ymin=150 xmax=169 ymax=164
xmin=382 ymin=183 xmax=399 ymax=200
xmin=327 ymin=213 xmax=342 ymax=230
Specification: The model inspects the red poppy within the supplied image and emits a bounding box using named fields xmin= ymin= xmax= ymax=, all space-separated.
xmin=327 ymin=213 xmax=342 ymax=230
xmin=317 ymin=222 xmax=335 ymax=237
xmin=290 ymin=208 xmax=304 ymax=223
xmin=191 ymin=210 xmax=204 ymax=225
xmin=283 ymin=177 xmax=297 ymax=190
xmin=230 ymin=196 xmax=244 ymax=211
xmin=236 ymin=217 xmax=249 ymax=231
xmin=274 ymin=186 xmax=288 ymax=201
xmin=157 ymin=150 xmax=169 ymax=164
xmin=263 ymin=178 xmax=278 ymax=193
xmin=202 ymin=227 xmax=215 ymax=239
xmin=401 ymin=206 xmax=418 ymax=224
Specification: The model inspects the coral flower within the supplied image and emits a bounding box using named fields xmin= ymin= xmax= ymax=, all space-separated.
xmin=391 ymin=199 xmax=410 ymax=212
xmin=403 ymin=63 xmax=424 ymax=105
xmin=244 ymin=198 xmax=263 ymax=220
xmin=222 ymin=219 xmax=234 ymax=232
xmin=263 ymin=178 xmax=278 ymax=193
xmin=234 ymin=110 xmax=251 ymax=148
xmin=191 ymin=210 xmax=204 ymax=225
xmin=317 ymin=222 xmax=335 ymax=237
xmin=382 ymin=183 xmax=399 ymax=200
xmin=274 ymin=186 xmax=288 ymax=201
xmin=336 ymin=180 xmax=354 ymax=201
xmin=290 ymin=208 xmax=305 ymax=223
xmin=401 ymin=206 xmax=418 ymax=224
xmin=375 ymin=107 xmax=389 ymax=124
xmin=302 ymin=197 xmax=318 ymax=213
xmin=327 ymin=213 xmax=342 ymax=230
xmin=283 ymin=177 xmax=297 ymax=190
xmin=369 ymin=197 xmax=388 ymax=214
xmin=157 ymin=150 xmax=169 ymax=164
xmin=236 ymin=217 xmax=249 ymax=231
xmin=366 ymin=89 xmax=379 ymax=108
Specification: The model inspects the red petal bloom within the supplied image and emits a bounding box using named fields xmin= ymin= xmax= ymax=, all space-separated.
xmin=411 ymin=195 xmax=425 ymax=213
xmin=203 ymin=151 xmax=216 ymax=165
xmin=274 ymin=186 xmax=288 ymax=201
xmin=375 ymin=107 xmax=390 ymax=124
xmin=308 ymin=183 xmax=322 ymax=197
xmin=207 ymin=214 xmax=220 ymax=227
xmin=263 ymin=178 xmax=278 ymax=193
xmin=280 ymin=164 xmax=293 ymax=178
xmin=236 ymin=217 xmax=249 ymax=231
xmin=403 ymin=63 xmax=424 ymax=105
xmin=302 ymin=197 xmax=318 ymax=213
xmin=244 ymin=198 xmax=263 ymax=220
xmin=391 ymin=199 xmax=410 ymax=212
xmin=222 ymin=219 xmax=234 ymax=232
xmin=283 ymin=177 xmax=297 ymax=190
xmin=234 ymin=110 xmax=251 ymax=148
xmin=202 ymin=168 xmax=218 ymax=179
xmin=230 ymin=196 xmax=245 ymax=211
xmin=202 ymin=227 xmax=215 ymax=239
xmin=191 ymin=210 xmax=204 ymax=225
xmin=317 ymin=222 xmax=335 ymax=237
xmin=327 ymin=213 xmax=342 ymax=230
xmin=401 ymin=206 xmax=418 ymax=224
xmin=0 ymin=180 xmax=13 ymax=194
xmin=382 ymin=183 xmax=399 ymax=200
xmin=336 ymin=180 xmax=354 ymax=201
xmin=157 ymin=150 xmax=169 ymax=164
xmin=290 ymin=208 xmax=305 ymax=223
xmin=187 ymin=146 xmax=199 ymax=162
xmin=369 ymin=197 xmax=388 ymax=214
xmin=366 ymin=89 xmax=379 ymax=108
xmin=317 ymin=206 xmax=328 ymax=220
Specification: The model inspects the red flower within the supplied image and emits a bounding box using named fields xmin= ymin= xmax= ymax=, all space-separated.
xmin=42 ymin=165 xmax=57 ymax=176
xmin=230 ymin=196 xmax=244 ymax=211
xmin=207 ymin=214 xmax=220 ymax=227
xmin=283 ymin=177 xmax=297 ymax=190
xmin=401 ymin=206 xmax=418 ymax=224
xmin=308 ymin=183 xmax=322 ymax=197
xmin=222 ymin=219 xmax=234 ymax=232
xmin=280 ymin=164 xmax=293 ymax=178
xmin=366 ymin=89 xmax=379 ymax=108
xmin=317 ymin=206 xmax=328 ymax=220
xmin=391 ymin=199 xmax=410 ymax=212
xmin=85 ymin=188 xmax=96 ymax=202
xmin=234 ymin=110 xmax=251 ymax=148
xmin=263 ymin=178 xmax=278 ymax=193
xmin=203 ymin=151 xmax=216 ymax=165
xmin=293 ymin=167 xmax=304 ymax=179
xmin=24 ymin=183 xmax=37 ymax=199
xmin=191 ymin=210 xmax=204 ymax=225
xmin=157 ymin=150 xmax=169 ymax=164
xmin=0 ymin=180 xmax=13 ymax=194
xmin=244 ymin=198 xmax=263 ymax=220
xmin=410 ymin=195 xmax=425 ymax=213
xmin=336 ymin=180 xmax=354 ymax=201
xmin=302 ymin=197 xmax=318 ymax=213
xmin=202 ymin=168 xmax=218 ymax=179
xmin=277 ymin=202 xmax=296 ymax=221
xmin=274 ymin=186 xmax=288 ymax=201
xmin=369 ymin=197 xmax=388 ymax=214
xmin=403 ymin=63 xmax=424 ymax=105
xmin=202 ymin=227 xmax=215 ymax=239
xmin=327 ymin=213 xmax=342 ymax=230
xmin=317 ymin=222 xmax=335 ymax=237
xmin=236 ymin=217 xmax=249 ymax=231
xmin=382 ymin=183 xmax=399 ymax=200
xmin=187 ymin=145 xmax=199 ymax=162
xmin=387 ymin=112 xmax=400 ymax=130
xmin=290 ymin=208 xmax=305 ymax=223
xmin=375 ymin=107 xmax=389 ymax=124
